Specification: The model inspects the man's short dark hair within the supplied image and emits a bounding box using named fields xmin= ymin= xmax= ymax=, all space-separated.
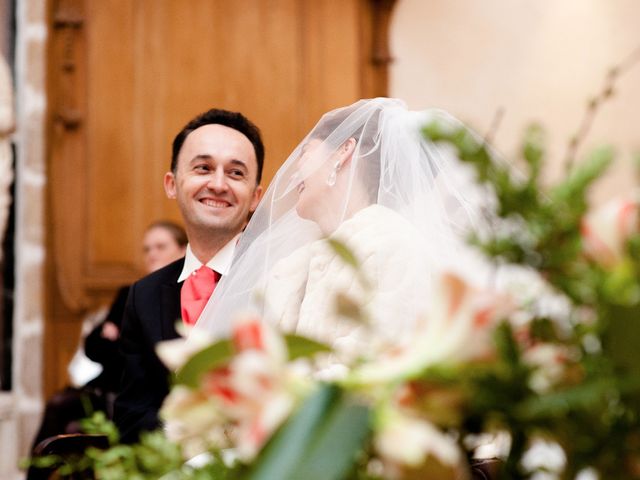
xmin=171 ymin=109 xmax=265 ymax=184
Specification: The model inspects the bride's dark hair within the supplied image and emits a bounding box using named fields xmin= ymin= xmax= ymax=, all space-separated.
xmin=309 ymin=104 xmax=383 ymax=203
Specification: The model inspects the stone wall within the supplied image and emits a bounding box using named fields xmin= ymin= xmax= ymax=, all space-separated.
xmin=0 ymin=1 xmax=47 ymax=478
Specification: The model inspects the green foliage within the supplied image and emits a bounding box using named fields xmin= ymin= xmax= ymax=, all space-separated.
xmin=32 ymin=421 xmax=243 ymax=480
xmin=176 ymin=335 xmax=330 ymax=389
xmin=84 ymin=431 xmax=184 ymax=479
xmin=326 ymin=239 xmax=373 ymax=326
xmin=327 ymin=238 xmax=360 ymax=269
xmin=423 ymin=120 xmax=611 ymax=303
xmin=601 ymin=303 xmax=640 ymax=376
xmin=80 ymin=411 xmax=120 ymax=446
xmin=283 ymin=334 xmax=332 ymax=360
xmin=327 ymin=238 xmax=372 ymax=291
xmin=424 ymin=117 xmax=640 ymax=478
xmin=247 ymin=384 xmax=371 ymax=480
xmin=176 ymin=339 xmax=234 ymax=388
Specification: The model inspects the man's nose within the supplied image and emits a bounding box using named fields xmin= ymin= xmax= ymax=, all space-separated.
xmin=208 ymin=169 xmax=228 ymax=192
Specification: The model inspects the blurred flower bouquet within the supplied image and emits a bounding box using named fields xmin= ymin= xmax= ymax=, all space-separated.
xmin=151 ymin=124 xmax=640 ymax=479
xmin=155 ymin=268 xmax=508 ymax=480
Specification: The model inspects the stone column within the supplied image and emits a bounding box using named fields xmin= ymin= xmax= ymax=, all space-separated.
xmin=0 ymin=1 xmax=47 ymax=479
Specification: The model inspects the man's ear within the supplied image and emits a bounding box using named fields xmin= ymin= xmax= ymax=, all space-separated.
xmin=249 ymin=184 xmax=264 ymax=213
xmin=164 ymin=171 xmax=177 ymax=199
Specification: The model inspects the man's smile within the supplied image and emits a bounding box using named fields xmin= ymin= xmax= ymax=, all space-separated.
xmin=200 ymin=198 xmax=232 ymax=208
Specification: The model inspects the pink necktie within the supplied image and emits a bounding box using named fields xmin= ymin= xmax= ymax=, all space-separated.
xmin=181 ymin=265 xmax=221 ymax=326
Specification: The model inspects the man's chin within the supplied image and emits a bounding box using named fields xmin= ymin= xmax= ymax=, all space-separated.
xmin=195 ymin=217 xmax=245 ymax=236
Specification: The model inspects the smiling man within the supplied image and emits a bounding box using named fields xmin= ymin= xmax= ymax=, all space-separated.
xmin=114 ymin=109 xmax=264 ymax=442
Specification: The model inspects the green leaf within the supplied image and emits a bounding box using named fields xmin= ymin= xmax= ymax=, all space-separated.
xmin=515 ymin=378 xmax=617 ymax=420
xmin=247 ymin=384 xmax=371 ymax=480
xmin=289 ymin=402 xmax=370 ymax=480
xmin=522 ymin=124 xmax=545 ymax=181
xmin=550 ymin=146 xmax=613 ymax=204
xmin=327 ymin=238 xmax=359 ymax=268
xmin=175 ymin=335 xmax=330 ymax=388
xmin=284 ymin=334 xmax=332 ymax=360
xmin=602 ymin=303 xmax=640 ymax=375
xmin=494 ymin=321 xmax=521 ymax=366
xmin=175 ymin=339 xmax=234 ymax=388
xmin=79 ymin=411 xmax=120 ymax=445
xmin=246 ymin=384 xmax=339 ymax=480
xmin=602 ymin=259 xmax=640 ymax=305
xmin=326 ymin=238 xmax=373 ymax=291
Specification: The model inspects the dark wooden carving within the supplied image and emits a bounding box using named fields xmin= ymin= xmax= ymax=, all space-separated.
xmin=359 ymin=0 xmax=397 ymax=98
xmin=49 ymin=0 xmax=90 ymax=313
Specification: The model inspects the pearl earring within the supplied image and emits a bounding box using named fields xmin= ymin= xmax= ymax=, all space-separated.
xmin=326 ymin=160 xmax=341 ymax=187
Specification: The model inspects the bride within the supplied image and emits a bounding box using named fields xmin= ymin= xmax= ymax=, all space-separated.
xmin=192 ymin=98 xmax=490 ymax=362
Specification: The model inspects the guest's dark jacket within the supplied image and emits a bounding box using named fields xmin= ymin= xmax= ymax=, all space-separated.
xmin=84 ymin=285 xmax=129 ymax=392
xmin=114 ymin=258 xmax=183 ymax=443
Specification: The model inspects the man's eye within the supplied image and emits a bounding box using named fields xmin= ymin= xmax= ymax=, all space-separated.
xmin=229 ymin=169 xmax=245 ymax=178
xmin=194 ymin=164 xmax=210 ymax=172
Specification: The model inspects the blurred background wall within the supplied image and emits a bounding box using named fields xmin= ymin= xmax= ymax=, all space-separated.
xmin=390 ymin=0 xmax=640 ymax=199
xmin=0 ymin=1 xmax=638 ymax=477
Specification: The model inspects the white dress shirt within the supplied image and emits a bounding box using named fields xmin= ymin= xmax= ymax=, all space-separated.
xmin=177 ymin=234 xmax=240 ymax=283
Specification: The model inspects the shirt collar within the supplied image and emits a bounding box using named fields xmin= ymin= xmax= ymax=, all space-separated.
xmin=177 ymin=234 xmax=240 ymax=283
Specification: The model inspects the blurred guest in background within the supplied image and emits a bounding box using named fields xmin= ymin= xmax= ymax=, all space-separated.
xmin=30 ymin=220 xmax=186 ymax=449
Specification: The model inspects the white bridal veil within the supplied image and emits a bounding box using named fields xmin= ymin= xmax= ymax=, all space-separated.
xmin=192 ymin=98 xmax=493 ymax=343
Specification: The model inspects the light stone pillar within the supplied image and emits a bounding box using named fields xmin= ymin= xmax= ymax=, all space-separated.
xmin=0 ymin=1 xmax=47 ymax=479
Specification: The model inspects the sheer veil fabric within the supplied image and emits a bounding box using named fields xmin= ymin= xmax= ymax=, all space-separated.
xmin=191 ymin=98 xmax=494 ymax=350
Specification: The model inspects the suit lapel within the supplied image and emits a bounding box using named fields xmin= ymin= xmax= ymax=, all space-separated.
xmin=159 ymin=261 xmax=183 ymax=341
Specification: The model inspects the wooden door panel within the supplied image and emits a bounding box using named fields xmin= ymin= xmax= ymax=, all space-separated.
xmin=86 ymin=0 xmax=138 ymax=271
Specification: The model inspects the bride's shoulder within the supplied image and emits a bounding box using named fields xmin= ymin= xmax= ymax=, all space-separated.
xmin=331 ymin=205 xmax=424 ymax=266
xmin=346 ymin=205 xmax=422 ymax=243
xmin=269 ymin=242 xmax=313 ymax=278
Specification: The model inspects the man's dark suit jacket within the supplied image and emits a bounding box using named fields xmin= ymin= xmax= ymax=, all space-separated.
xmin=114 ymin=257 xmax=184 ymax=443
